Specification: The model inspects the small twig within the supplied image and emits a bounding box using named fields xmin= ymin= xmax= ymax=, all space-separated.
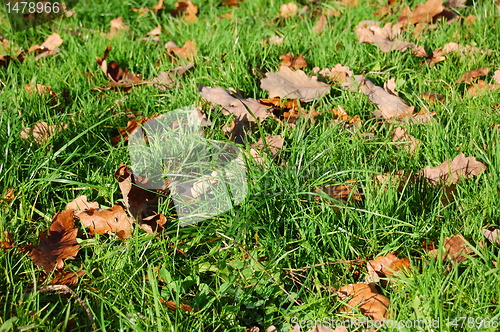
xmin=38 ymin=285 xmax=95 ymax=328
xmin=216 ymin=232 xmax=301 ymax=306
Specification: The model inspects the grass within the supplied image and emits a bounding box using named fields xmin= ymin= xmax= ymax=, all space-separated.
xmin=1 ymin=0 xmax=500 ymax=331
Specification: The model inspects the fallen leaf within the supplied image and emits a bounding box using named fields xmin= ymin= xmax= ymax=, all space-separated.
xmin=279 ymin=2 xmax=298 ymax=17
xmin=115 ymin=165 xmax=169 ymax=235
xmin=161 ymin=299 xmax=195 ymax=312
xmin=456 ymin=68 xmax=489 ymax=84
xmin=3 ymin=188 xmax=14 ymax=201
xmin=279 ymin=53 xmax=308 ymax=70
xmin=482 ymin=228 xmax=500 ymax=248
xmin=355 ymin=20 xmax=426 ymax=56
xmin=106 ymin=17 xmax=130 ymax=38
xmin=429 ymin=234 xmax=474 ymax=263
xmin=222 ymin=0 xmax=241 ymax=6
xmin=249 ymin=135 xmax=284 ymax=164
xmin=28 ymin=33 xmax=63 ymax=60
xmin=338 ymin=283 xmax=390 ymax=321
xmin=342 ymin=75 xmax=414 ymax=120
xmin=315 ymin=180 xmax=363 ymax=203
xmin=427 ymin=42 xmax=490 ymax=66
xmin=446 ymin=0 xmax=466 ymax=8
xmin=392 ymin=127 xmax=421 ymax=154
xmin=76 ymin=204 xmax=135 ymax=239
xmin=165 ymin=40 xmax=197 ymax=62
xmin=152 ymin=62 xmax=195 ymax=91
xmin=467 ymin=80 xmax=500 ymax=96
xmin=20 ymin=121 xmax=68 ymax=144
xmin=313 ymin=14 xmax=328 ymax=34
xmin=170 ymin=1 xmax=198 ymax=23
xmin=263 ymin=36 xmax=284 ymax=46
xmin=49 ymin=270 xmax=85 ymax=286
xmin=199 ymin=85 xmax=276 ymax=143
xmin=65 ymin=195 xmax=100 ymax=211
xmin=398 ymin=0 xmax=445 ymax=27
xmin=367 ymin=253 xmax=411 ymax=284
xmin=260 ymin=66 xmax=330 ymax=102
xmin=419 ymin=153 xmax=487 ymax=186
xmin=0 ymin=231 xmax=14 ymax=251
xmin=317 ymin=64 xmax=353 ymax=84
xmin=112 ymin=117 xmax=152 ymax=146
xmin=493 ymin=70 xmax=500 ymax=84
xmin=132 ymin=0 xmax=164 ymax=14
xmin=21 ymin=210 xmax=80 ymax=273
xmin=422 ymin=92 xmax=445 ymax=102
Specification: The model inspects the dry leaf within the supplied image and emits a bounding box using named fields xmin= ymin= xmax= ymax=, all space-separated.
xmin=107 ymin=17 xmax=130 ymax=38
xmin=264 ymin=36 xmax=284 ymax=46
xmin=21 ymin=210 xmax=80 ymax=273
xmin=161 ymin=299 xmax=196 ymax=312
xmin=0 ymin=231 xmax=14 ymax=251
xmin=115 ymin=165 xmax=169 ymax=235
xmin=419 ymin=153 xmax=487 ymax=186
xmin=342 ymin=75 xmax=414 ymax=120
xmin=456 ymin=68 xmax=489 ymax=84
xmin=112 ymin=117 xmax=152 ymax=146
xmin=315 ymin=179 xmax=363 ymax=203
xmin=482 ymin=228 xmax=500 ymax=248
xmin=317 ymin=64 xmax=353 ymax=84
xmin=313 ymin=14 xmax=328 ymax=34
xmin=28 ymin=33 xmax=63 ymax=60
xmin=20 ymin=121 xmax=68 ymax=144
xmin=50 ymin=270 xmax=85 ymax=286
xmin=171 ymin=1 xmax=198 ymax=23
xmin=260 ymin=66 xmax=330 ymax=102
xmin=152 ymin=62 xmax=194 ymax=91
xmin=398 ymin=0 xmax=444 ymax=27
xmin=429 ymin=234 xmax=474 ymax=263
xmin=493 ymin=70 xmax=500 ymax=84
xmin=249 ymin=135 xmax=284 ymax=164
xmin=422 ymin=92 xmax=445 ymax=102
xmin=355 ymin=21 xmax=426 ymax=56
xmin=467 ymin=80 xmax=500 ymax=96
xmin=165 ymin=40 xmax=197 ymax=61
xmin=279 ymin=53 xmax=307 ymax=70
xmin=392 ymin=127 xmax=421 ymax=154
xmin=76 ymin=204 xmax=135 ymax=239
xmin=446 ymin=0 xmax=466 ymax=8
xmin=338 ymin=283 xmax=390 ymax=321
xmin=223 ymin=0 xmax=241 ymax=6
xmin=367 ymin=253 xmax=411 ymax=284
xmin=65 ymin=195 xmax=100 ymax=211
xmin=25 ymin=83 xmax=56 ymax=96
xmin=199 ymin=85 xmax=276 ymax=143
xmin=132 ymin=0 xmax=164 ymax=14
xmin=279 ymin=2 xmax=299 ymax=17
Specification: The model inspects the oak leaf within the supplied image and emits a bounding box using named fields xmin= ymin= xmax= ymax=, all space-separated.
xmin=95 ymin=46 xmax=145 ymax=92
xmin=28 ymin=33 xmax=63 ymax=60
xmin=456 ymin=68 xmax=489 ymax=84
xmin=367 ymin=253 xmax=410 ymax=284
xmin=49 ymin=270 xmax=85 ymax=286
xmin=76 ymin=204 xmax=135 ymax=239
xmin=260 ymin=66 xmax=330 ymax=102
xmin=279 ymin=53 xmax=307 ymax=70
xmin=429 ymin=234 xmax=474 ymax=263
xmin=398 ymin=0 xmax=444 ymax=27
xmin=165 ymin=40 xmax=197 ymax=62
xmin=106 ymin=17 xmax=130 ymax=38
xmin=170 ymin=1 xmax=198 ymax=23
xmin=313 ymin=14 xmax=328 ymax=34
xmin=392 ymin=127 xmax=421 ymax=154
xmin=65 ymin=195 xmax=100 ymax=211
xmin=338 ymin=283 xmax=390 ymax=321
xmin=419 ymin=153 xmax=486 ymax=186
xmin=0 ymin=231 xmax=14 ymax=251
xmin=279 ymin=2 xmax=298 ymax=17
xmin=21 ymin=210 xmax=80 ymax=273
xmin=249 ymin=135 xmax=284 ymax=164
xmin=482 ymin=228 xmax=500 ymax=248
xmin=20 ymin=121 xmax=68 ymax=144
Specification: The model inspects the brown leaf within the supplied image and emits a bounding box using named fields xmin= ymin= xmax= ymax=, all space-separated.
xmin=161 ymin=299 xmax=195 ymax=312
xmin=260 ymin=66 xmax=330 ymax=102
xmin=367 ymin=253 xmax=411 ymax=284
xmin=392 ymin=127 xmax=421 ymax=154
xmin=355 ymin=21 xmax=426 ymax=56
xmin=65 ymin=195 xmax=100 ymax=211
xmin=317 ymin=64 xmax=353 ymax=84
xmin=456 ymin=68 xmax=489 ymax=84
xmin=112 ymin=117 xmax=151 ymax=146
xmin=25 ymin=83 xmax=57 ymax=98
xmin=0 ymin=231 xmax=14 ymax=251
xmin=114 ymin=165 xmax=168 ymax=235
xmin=3 ymin=188 xmax=15 ymax=201
xmin=165 ymin=40 xmax=197 ymax=62
xmin=427 ymin=42 xmax=490 ymax=67
xmin=263 ymin=36 xmax=284 ymax=46
xmin=49 ymin=270 xmax=85 ymax=286
xmin=249 ymin=135 xmax=284 ymax=164
xmin=107 ymin=17 xmax=130 ymax=38
xmin=429 ymin=234 xmax=474 ymax=263
xmin=338 ymin=283 xmax=390 ymax=321
xmin=279 ymin=2 xmax=298 ymax=17
xmin=482 ymin=228 xmax=500 ymax=248
xmin=132 ymin=0 xmax=164 ymax=14
xmin=222 ymin=0 xmax=241 ymax=6
xmin=421 ymin=92 xmax=445 ymax=103
xmin=152 ymin=62 xmax=195 ymax=91
xmin=28 ymin=33 xmax=63 ymax=60
xmin=342 ymin=75 xmax=414 ymax=120
xmin=467 ymin=80 xmax=500 ymax=96
xmin=20 ymin=121 xmax=68 ymax=144
xmin=446 ymin=0 xmax=466 ymax=8
xmin=419 ymin=153 xmax=487 ymax=186
xmin=21 ymin=210 xmax=80 ymax=273
xmin=398 ymin=0 xmax=444 ymax=27
xmin=170 ymin=1 xmax=198 ymax=23
xmin=199 ymin=85 xmax=276 ymax=143
xmin=95 ymin=46 xmax=145 ymax=92
xmin=493 ymin=70 xmax=500 ymax=84
xmin=313 ymin=14 xmax=328 ymax=34
xmin=76 ymin=205 xmax=135 ymax=239
xmin=315 ymin=180 xmax=363 ymax=203
xmin=279 ymin=53 xmax=308 ymax=70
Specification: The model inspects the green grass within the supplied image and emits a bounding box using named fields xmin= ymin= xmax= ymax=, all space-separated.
xmin=1 ymin=0 xmax=500 ymax=331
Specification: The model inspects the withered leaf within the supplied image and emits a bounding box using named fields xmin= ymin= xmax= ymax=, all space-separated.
xmin=152 ymin=62 xmax=194 ymax=91
xmin=482 ymin=228 xmax=500 ymax=248
xmin=21 ymin=210 xmax=80 ymax=273
xmin=419 ymin=153 xmax=487 ymax=185
xmin=28 ymin=33 xmax=63 ymax=60
xmin=398 ymin=0 xmax=444 ymax=27
xmin=20 ymin=121 xmax=68 ymax=144
xmin=429 ymin=234 xmax=474 ymax=263
xmin=367 ymin=253 xmax=411 ymax=284
xmin=279 ymin=53 xmax=307 ymax=70
xmin=316 ymin=64 xmax=353 ymax=84
xmin=338 ymin=283 xmax=390 ymax=321
xmin=76 ymin=205 xmax=135 ymax=239
xmin=65 ymin=195 xmax=100 ymax=211
xmin=107 ymin=17 xmax=130 ymax=38
xmin=493 ymin=70 xmax=500 ymax=84
xmin=249 ymin=135 xmax=284 ymax=164
xmin=162 ymin=299 xmax=195 ymax=312
xmin=170 ymin=1 xmax=198 ymax=23
xmin=279 ymin=2 xmax=298 ymax=17
xmin=0 ymin=231 xmax=14 ymax=251
xmin=313 ymin=14 xmax=328 ymax=34
xmin=165 ymin=40 xmax=197 ymax=62
xmin=392 ymin=127 xmax=421 ymax=154
xmin=315 ymin=180 xmax=363 ymax=202
xmin=456 ymin=68 xmax=489 ymax=84
xmin=260 ymin=66 xmax=330 ymax=102
xmin=49 ymin=270 xmax=85 ymax=286
xmin=355 ymin=20 xmax=426 ymax=56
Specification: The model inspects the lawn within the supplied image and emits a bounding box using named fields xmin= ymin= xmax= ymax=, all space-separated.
xmin=1 ymin=0 xmax=500 ymax=331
